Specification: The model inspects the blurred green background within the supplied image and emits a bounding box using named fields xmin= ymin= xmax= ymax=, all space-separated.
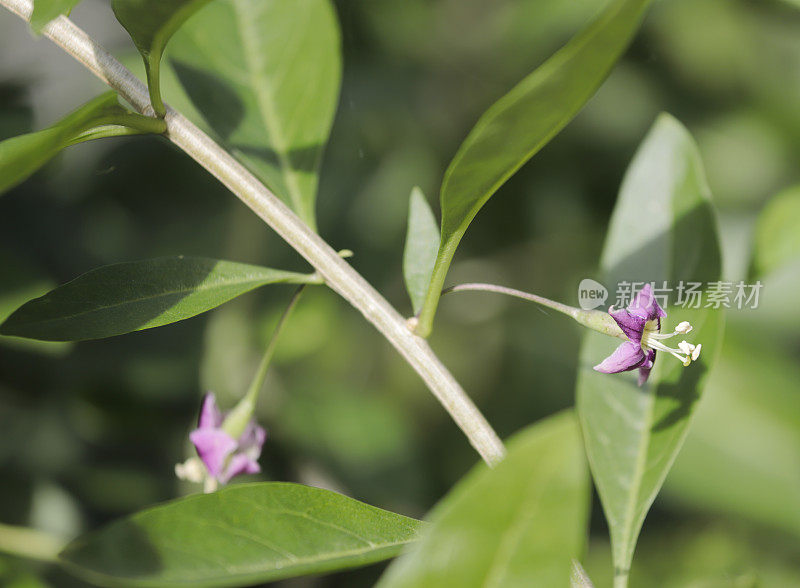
xmin=1 ymin=0 xmax=799 ymax=586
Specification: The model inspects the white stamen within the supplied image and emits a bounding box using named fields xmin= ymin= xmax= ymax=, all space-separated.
xmin=646 ymin=320 xmax=695 ymax=341
xmin=640 ymin=321 xmax=700 ymax=368
xmin=175 ymin=457 xmax=205 ymax=484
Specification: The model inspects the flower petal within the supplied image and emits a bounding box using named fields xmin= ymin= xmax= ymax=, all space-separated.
xmin=594 ymin=340 xmax=646 ymax=374
xmin=627 ymin=283 xmax=667 ymax=321
xmin=238 ymin=420 xmax=267 ymax=455
xmin=609 ymin=307 xmax=646 ymax=343
xmin=190 ymin=428 xmax=237 ymax=478
xmin=638 ymin=349 xmax=656 ymax=386
xmin=220 ymin=452 xmax=261 ymax=484
xmin=197 ymin=392 xmax=224 ymax=429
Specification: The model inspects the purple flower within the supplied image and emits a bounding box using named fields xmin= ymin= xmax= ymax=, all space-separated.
xmin=176 ymin=393 xmax=266 ymax=492
xmin=593 ymin=284 xmax=701 ymax=386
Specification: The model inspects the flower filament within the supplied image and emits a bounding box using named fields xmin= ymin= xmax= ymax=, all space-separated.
xmin=641 ymin=320 xmax=701 ymax=366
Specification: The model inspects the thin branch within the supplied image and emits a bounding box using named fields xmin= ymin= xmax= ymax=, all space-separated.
xmin=442 ymin=282 xmax=626 ymax=339
xmin=0 ymin=0 xmax=506 ymax=466
xmin=442 ymin=283 xmax=580 ymax=318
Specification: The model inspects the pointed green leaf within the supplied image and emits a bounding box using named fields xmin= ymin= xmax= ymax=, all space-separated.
xmin=403 ymin=187 xmax=440 ymax=315
xmin=0 ymin=256 xmax=320 ymax=342
xmin=751 ymin=185 xmax=800 ymax=279
xmin=378 ymin=412 xmax=589 ymax=588
xmin=416 ymin=0 xmax=652 ymax=336
xmin=60 ymin=482 xmax=423 ymax=587
xmin=576 ymin=114 xmax=725 ymax=584
xmin=30 ymin=0 xmax=82 ymax=33
xmin=167 ymin=0 xmax=342 ymax=229
xmin=111 ymin=0 xmax=214 ymax=116
xmin=0 ymin=92 xmax=165 ymax=196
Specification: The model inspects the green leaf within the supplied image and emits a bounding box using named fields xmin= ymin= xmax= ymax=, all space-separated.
xmin=0 ymin=92 xmax=165 ymax=196
xmin=30 ymin=0 xmax=82 ymax=33
xmin=111 ymin=0 xmax=214 ymax=117
xmin=415 ymin=0 xmax=651 ymax=336
xmin=167 ymin=0 xmax=341 ymax=229
xmin=403 ymin=187 xmax=440 ymax=315
xmin=751 ymin=185 xmax=800 ymax=279
xmin=0 ymin=256 xmax=320 ymax=342
xmin=60 ymin=482 xmax=423 ymax=587
xmin=576 ymin=114 xmax=725 ymax=584
xmin=378 ymin=411 xmax=589 ymax=588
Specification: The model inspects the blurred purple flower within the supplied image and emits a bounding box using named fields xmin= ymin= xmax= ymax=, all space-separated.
xmin=176 ymin=392 xmax=266 ymax=492
xmin=594 ymin=283 xmax=700 ymax=386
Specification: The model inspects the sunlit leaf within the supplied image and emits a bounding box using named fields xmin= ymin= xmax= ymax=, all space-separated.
xmin=111 ymin=0 xmax=213 ymax=116
xmin=60 ymin=482 xmax=423 ymax=587
xmin=0 ymin=92 xmax=165 ymax=196
xmin=751 ymin=185 xmax=800 ymax=278
xmin=403 ymin=187 xmax=439 ymax=315
xmin=378 ymin=411 xmax=588 ymax=587
xmin=576 ymin=114 xmax=724 ymax=584
xmin=168 ymin=0 xmax=342 ymax=229
xmin=415 ymin=0 xmax=652 ymax=335
xmin=30 ymin=0 xmax=82 ymax=33
xmin=0 ymin=256 xmax=319 ymax=341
